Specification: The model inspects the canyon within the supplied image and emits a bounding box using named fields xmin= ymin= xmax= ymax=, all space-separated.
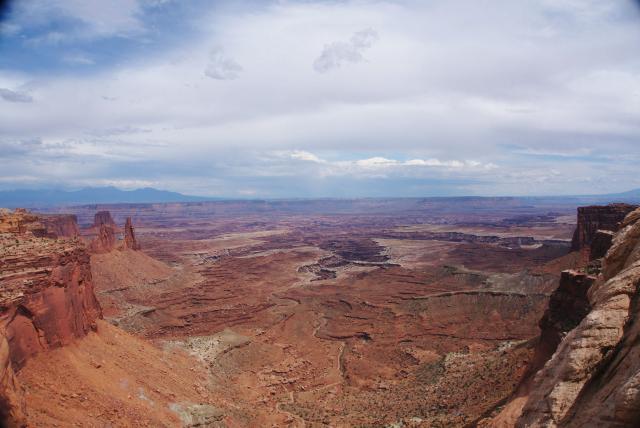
xmin=1 ymin=199 xmax=639 ymax=426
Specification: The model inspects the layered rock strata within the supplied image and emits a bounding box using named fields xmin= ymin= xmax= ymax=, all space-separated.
xmin=570 ymin=204 xmax=637 ymax=252
xmin=0 ymin=209 xmax=79 ymax=238
xmin=512 ymin=207 xmax=640 ymax=426
xmin=0 ymin=234 xmax=102 ymax=367
xmin=0 ymin=210 xmax=102 ymax=425
xmin=40 ymin=214 xmax=80 ymax=238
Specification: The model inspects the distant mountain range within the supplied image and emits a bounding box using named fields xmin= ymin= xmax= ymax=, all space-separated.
xmin=522 ymin=188 xmax=640 ymax=206
xmin=0 ymin=187 xmax=211 ymax=207
xmin=0 ymin=186 xmax=638 ymax=208
xmin=611 ymin=188 xmax=640 ymax=198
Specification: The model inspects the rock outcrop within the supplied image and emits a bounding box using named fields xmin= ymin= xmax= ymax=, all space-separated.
xmin=89 ymin=223 xmax=116 ymax=254
xmin=570 ymin=204 xmax=637 ymax=252
xmin=589 ymin=229 xmax=615 ymax=261
xmin=124 ymin=217 xmax=139 ymax=250
xmin=0 ymin=210 xmax=102 ymax=426
xmin=525 ymin=270 xmax=595 ymax=379
xmin=509 ymin=206 xmax=640 ymax=426
xmin=0 ymin=209 xmax=47 ymax=237
xmin=40 ymin=214 xmax=80 ymax=238
xmin=0 ymin=209 xmax=79 ymax=239
xmin=93 ymin=211 xmax=117 ymax=229
xmin=0 ymin=234 xmax=102 ymax=368
xmin=0 ymin=327 xmax=25 ymax=428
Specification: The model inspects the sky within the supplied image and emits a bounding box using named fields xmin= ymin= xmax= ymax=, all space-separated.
xmin=0 ymin=0 xmax=639 ymax=198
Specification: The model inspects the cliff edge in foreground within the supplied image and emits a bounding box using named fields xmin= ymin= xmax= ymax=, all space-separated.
xmin=0 ymin=209 xmax=102 ymax=427
xmin=490 ymin=206 xmax=640 ymax=427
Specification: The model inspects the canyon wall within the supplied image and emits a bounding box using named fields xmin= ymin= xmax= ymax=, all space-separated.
xmin=40 ymin=214 xmax=80 ymax=238
xmin=570 ymin=203 xmax=637 ymax=252
xmin=0 ymin=209 xmax=79 ymax=239
xmin=508 ymin=206 xmax=640 ymax=426
xmin=0 ymin=210 xmax=102 ymax=426
xmin=523 ymin=270 xmax=595 ymax=380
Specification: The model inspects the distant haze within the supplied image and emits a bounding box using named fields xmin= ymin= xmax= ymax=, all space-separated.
xmin=1 ymin=186 xmax=639 ymax=208
xmin=1 ymin=1 xmax=639 ymax=197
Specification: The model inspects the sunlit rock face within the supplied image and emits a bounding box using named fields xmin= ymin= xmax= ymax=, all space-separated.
xmin=89 ymin=223 xmax=116 ymax=254
xmin=513 ymin=207 xmax=640 ymax=427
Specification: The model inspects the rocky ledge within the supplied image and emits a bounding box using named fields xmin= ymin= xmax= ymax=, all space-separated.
xmin=0 ymin=210 xmax=102 ymax=427
xmin=491 ymin=206 xmax=640 ymax=426
xmin=570 ymin=203 xmax=637 ymax=253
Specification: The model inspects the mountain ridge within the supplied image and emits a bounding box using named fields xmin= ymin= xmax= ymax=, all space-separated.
xmin=1 ymin=186 xmax=639 ymax=208
xmin=0 ymin=186 xmax=211 ymax=207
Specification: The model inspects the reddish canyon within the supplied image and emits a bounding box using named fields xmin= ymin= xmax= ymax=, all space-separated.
xmin=1 ymin=199 xmax=639 ymax=426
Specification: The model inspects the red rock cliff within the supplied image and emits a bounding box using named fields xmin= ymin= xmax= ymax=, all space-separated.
xmin=0 ymin=211 xmax=102 ymax=425
xmin=89 ymin=224 xmax=116 ymax=254
xmin=0 ymin=236 xmax=102 ymax=368
xmin=93 ymin=211 xmax=117 ymax=229
xmin=487 ymin=207 xmax=640 ymax=426
xmin=40 ymin=214 xmax=80 ymax=238
xmin=0 ymin=209 xmax=79 ymax=239
xmin=570 ymin=203 xmax=637 ymax=252
xmin=0 ymin=327 xmax=25 ymax=428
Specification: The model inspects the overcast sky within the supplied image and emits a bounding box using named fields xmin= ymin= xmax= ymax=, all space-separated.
xmin=1 ymin=0 xmax=639 ymax=197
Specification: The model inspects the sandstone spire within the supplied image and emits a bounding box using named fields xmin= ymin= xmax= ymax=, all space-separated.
xmin=89 ymin=223 xmax=116 ymax=253
xmin=124 ymin=217 xmax=139 ymax=250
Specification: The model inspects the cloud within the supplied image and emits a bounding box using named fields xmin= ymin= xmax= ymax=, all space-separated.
xmin=19 ymin=0 xmax=145 ymax=41
xmin=0 ymin=1 xmax=639 ymax=196
xmin=0 ymin=138 xmax=43 ymax=156
xmin=354 ymin=156 xmax=396 ymax=167
xmin=62 ymin=53 xmax=96 ymax=65
xmin=0 ymin=88 xmax=33 ymax=103
xmin=204 ymin=47 xmax=243 ymax=80
xmin=313 ymin=28 xmax=379 ymax=73
xmin=290 ymin=150 xmax=324 ymax=163
xmin=285 ymin=151 xmax=497 ymax=176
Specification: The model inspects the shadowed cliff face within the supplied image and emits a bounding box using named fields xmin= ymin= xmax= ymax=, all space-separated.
xmin=525 ymin=270 xmax=595 ymax=380
xmin=0 ymin=209 xmax=102 ymax=427
xmin=507 ymin=207 xmax=640 ymax=427
xmin=570 ymin=204 xmax=637 ymax=252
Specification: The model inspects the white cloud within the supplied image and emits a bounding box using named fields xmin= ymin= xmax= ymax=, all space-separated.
xmin=0 ymin=0 xmax=638 ymax=196
xmin=313 ymin=28 xmax=379 ymax=73
xmin=0 ymin=88 xmax=33 ymax=103
xmin=354 ymin=157 xmax=396 ymax=167
xmin=204 ymin=47 xmax=243 ymax=80
xmin=62 ymin=53 xmax=96 ymax=65
xmin=284 ymin=151 xmax=497 ymax=177
xmin=290 ymin=150 xmax=324 ymax=163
